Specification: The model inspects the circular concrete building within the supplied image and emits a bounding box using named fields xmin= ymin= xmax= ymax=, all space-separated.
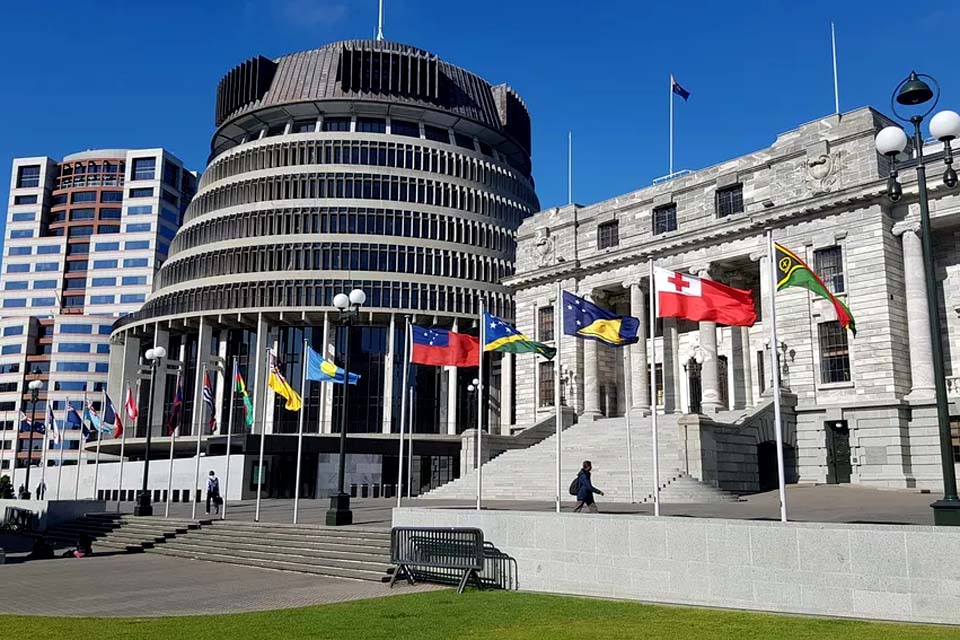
xmin=109 ymin=39 xmax=539 ymax=498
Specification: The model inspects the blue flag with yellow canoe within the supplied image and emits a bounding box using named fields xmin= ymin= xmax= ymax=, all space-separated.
xmin=562 ymin=290 xmax=639 ymax=347
xmin=482 ymin=311 xmax=556 ymax=359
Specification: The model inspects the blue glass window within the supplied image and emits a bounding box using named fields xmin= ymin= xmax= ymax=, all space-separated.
xmin=94 ymin=363 xmax=109 ymax=373
xmin=11 ymin=212 xmax=35 ymax=222
xmin=1 ymin=345 xmax=21 ymax=355
xmin=96 ymin=344 xmax=110 ymax=354
xmin=10 ymin=229 xmax=33 ymax=238
xmin=6 ymin=264 xmax=29 ymax=273
xmin=159 ymin=226 xmax=176 ymax=241
xmin=58 ymin=343 xmax=90 ymax=353
xmin=57 ymin=381 xmax=87 ymax=392
xmin=125 ymin=223 xmax=151 ymax=233
xmin=13 ymin=195 xmax=37 ymax=205
xmin=98 ymin=326 xmax=112 ymax=335
xmin=8 ymin=247 xmax=31 ymax=256
xmin=31 ymin=297 xmax=55 ymax=306
xmin=129 ymin=187 xmax=153 ymax=198
xmin=132 ymin=157 xmax=156 ymax=181
xmin=60 ymin=324 xmax=93 ymax=334
xmin=160 ymin=208 xmax=180 ymax=225
xmin=121 ymin=275 xmax=147 ymax=285
xmin=93 ymin=260 xmax=118 ymax=269
xmin=35 ymin=262 xmax=59 ymax=272
xmin=322 ymin=117 xmax=350 ymax=132
xmin=37 ymin=245 xmax=60 ymax=254
xmin=3 ymin=326 xmax=23 ymax=336
xmin=89 ymin=295 xmax=115 ymax=304
xmin=16 ymin=165 xmax=40 ymax=188
xmin=91 ymin=277 xmax=116 ymax=287
xmin=71 ymin=191 xmax=97 ymax=204
xmin=57 ymin=362 xmax=88 ymax=372
xmin=120 ymin=293 xmax=146 ymax=304
xmin=123 ymin=258 xmax=148 ymax=267
xmin=127 ymin=205 xmax=153 ymax=215
xmin=98 ymin=225 xmax=120 ymax=235
xmin=356 ymin=117 xmax=386 ymax=133
xmin=2 ymin=299 xmax=26 ymax=308
xmin=4 ymin=282 xmax=27 ymax=290
xmin=124 ymin=241 xmax=149 ymax=250
xmin=100 ymin=209 xmax=122 ymax=220
xmin=95 ymin=242 xmax=120 ymax=251
xmin=100 ymin=191 xmax=123 ymax=203
xmin=33 ymin=280 xmax=57 ymax=289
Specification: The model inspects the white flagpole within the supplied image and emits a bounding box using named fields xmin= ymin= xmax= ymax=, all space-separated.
xmin=164 ymin=401 xmax=176 ymax=519
xmin=40 ymin=409 xmax=50 ymax=497
xmin=397 ymin=317 xmax=410 ymax=507
xmin=476 ymin=300 xmax=485 ymax=511
xmin=116 ymin=381 xmax=131 ymax=512
xmin=625 ymin=391 xmax=635 ymax=504
xmin=376 ymin=0 xmax=384 ymax=41
xmin=222 ymin=356 xmax=237 ymax=519
xmin=406 ymin=385 xmax=413 ymax=498
xmin=2 ymin=411 xmax=7 ymax=488
xmin=254 ymin=347 xmax=271 ymax=522
xmin=567 ymin=131 xmax=573 ymax=205
xmin=767 ymin=229 xmax=788 ymax=523
xmin=293 ymin=340 xmax=309 ymax=524
xmin=191 ymin=363 xmax=206 ymax=521
xmin=93 ymin=389 xmax=105 ymax=500
xmin=55 ymin=408 xmax=65 ymax=499
xmin=74 ymin=396 xmax=83 ymax=500
xmin=319 ymin=313 xmax=330 ymax=435
xmin=649 ymin=259 xmax=661 ymax=516
xmin=554 ymin=284 xmax=563 ymax=513
xmin=831 ymin=22 xmax=840 ymax=115
xmin=669 ymin=74 xmax=674 ymax=176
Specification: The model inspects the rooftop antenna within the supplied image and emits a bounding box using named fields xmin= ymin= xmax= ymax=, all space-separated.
xmin=376 ymin=0 xmax=384 ymax=41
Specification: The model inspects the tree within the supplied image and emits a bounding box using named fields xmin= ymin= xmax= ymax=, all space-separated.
xmin=0 ymin=475 xmax=13 ymax=499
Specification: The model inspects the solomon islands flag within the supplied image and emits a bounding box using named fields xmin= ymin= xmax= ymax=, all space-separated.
xmin=482 ymin=311 xmax=556 ymax=359
xmin=562 ymin=290 xmax=639 ymax=347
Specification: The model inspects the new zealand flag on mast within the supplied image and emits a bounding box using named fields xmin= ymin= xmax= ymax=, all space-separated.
xmin=671 ymin=74 xmax=690 ymax=101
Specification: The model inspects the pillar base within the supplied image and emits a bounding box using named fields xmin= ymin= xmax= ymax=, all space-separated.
xmin=932 ymin=498 xmax=960 ymax=526
xmin=133 ymin=491 xmax=153 ymax=517
xmin=630 ymin=406 xmax=652 ymax=417
xmin=701 ymin=401 xmax=722 ymax=414
xmin=904 ymin=389 xmax=936 ymax=403
xmin=325 ymin=493 xmax=353 ymax=526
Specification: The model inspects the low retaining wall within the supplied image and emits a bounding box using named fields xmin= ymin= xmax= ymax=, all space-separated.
xmin=393 ymin=507 xmax=960 ymax=625
xmin=0 ymin=499 xmax=106 ymax=532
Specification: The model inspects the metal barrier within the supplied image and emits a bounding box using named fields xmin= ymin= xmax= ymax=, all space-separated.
xmin=2 ymin=507 xmax=36 ymax=534
xmin=390 ymin=527 xmax=485 ymax=594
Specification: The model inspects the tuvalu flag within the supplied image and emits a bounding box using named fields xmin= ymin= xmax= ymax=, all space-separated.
xmin=483 ymin=311 xmax=556 ymax=359
xmin=655 ymin=266 xmax=756 ymax=327
xmin=562 ymin=290 xmax=639 ymax=347
xmin=775 ymin=243 xmax=856 ymax=335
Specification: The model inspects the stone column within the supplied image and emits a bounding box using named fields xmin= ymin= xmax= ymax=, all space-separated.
xmin=501 ymin=352 xmax=514 ymax=435
xmin=250 ymin=313 xmax=270 ymax=434
xmin=190 ymin=318 xmax=214 ymax=436
xmin=691 ymin=265 xmax=722 ymax=413
xmin=149 ymin=324 xmax=170 ymax=437
xmin=382 ymin=313 xmax=395 ymax=434
xmin=581 ymin=292 xmax=603 ymax=419
xmin=751 ymin=251 xmax=775 ymax=394
xmin=625 ymin=280 xmax=650 ymax=413
xmin=894 ymin=220 xmax=936 ymax=399
xmin=662 ymin=318 xmax=681 ymax=413
xmin=730 ymin=326 xmax=753 ymax=409
xmin=446 ymin=318 xmax=459 ymax=434
xmin=214 ymin=332 xmax=228 ymax=433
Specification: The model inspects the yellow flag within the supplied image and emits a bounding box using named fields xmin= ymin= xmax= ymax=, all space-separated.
xmin=268 ymin=369 xmax=302 ymax=411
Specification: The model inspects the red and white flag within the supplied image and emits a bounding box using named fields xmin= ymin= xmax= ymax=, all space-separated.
xmin=124 ymin=384 xmax=138 ymax=423
xmin=655 ymin=266 xmax=756 ymax=327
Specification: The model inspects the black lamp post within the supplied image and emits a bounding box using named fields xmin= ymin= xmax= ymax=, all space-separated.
xmin=134 ymin=345 xmax=167 ymax=516
xmin=21 ymin=373 xmax=43 ymax=500
xmin=325 ymin=288 xmax=366 ymax=526
xmin=876 ymin=71 xmax=960 ymax=525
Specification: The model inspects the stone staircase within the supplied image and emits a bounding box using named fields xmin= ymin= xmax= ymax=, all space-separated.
xmin=147 ymin=520 xmax=392 ymax=582
xmin=44 ymin=514 xmax=392 ymax=582
xmin=423 ymin=413 xmax=738 ymax=503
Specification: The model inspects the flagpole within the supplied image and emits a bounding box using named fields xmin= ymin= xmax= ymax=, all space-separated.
xmin=396 ymin=317 xmax=410 ymax=507
xmin=40 ymin=407 xmax=50 ymax=497
xmin=164 ymin=411 xmax=176 ymax=519
xmin=55 ymin=405 xmax=64 ymax=499
xmin=2 ymin=411 xmax=7 ymax=490
xmin=669 ymin=74 xmax=674 ymax=176
xmin=406 ymin=384 xmax=413 ymax=498
xmin=222 ymin=356 xmax=237 ymax=520
xmin=831 ymin=22 xmax=840 ymax=115
xmin=191 ymin=363 xmax=206 ymax=521
xmin=649 ymin=258 xmax=661 ymax=516
xmin=254 ymin=347 xmax=270 ymax=523
xmin=767 ymin=229 xmax=788 ymax=523
xmin=93 ymin=389 xmax=105 ymax=500
xmin=74 ymin=396 xmax=83 ymax=500
xmin=476 ymin=300 xmax=485 ymax=511
xmin=293 ymin=340 xmax=309 ymax=524
xmin=116 ymin=355 xmax=129 ymax=511
xmin=554 ymin=284 xmax=563 ymax=513
xmin=567 ymin=131 xmax=573 ymax=205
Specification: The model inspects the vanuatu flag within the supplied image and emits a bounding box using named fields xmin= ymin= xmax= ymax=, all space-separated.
xmin=235 ymin=368 xmax=254 ymax=427
xmin=482 ymin=311 xmax=556 ymax=359
xmin=775 ymin=243 xmax=856 ymax=335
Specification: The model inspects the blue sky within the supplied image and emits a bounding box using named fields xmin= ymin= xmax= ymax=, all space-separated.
xmin=0 ymin=0 xmax=956 ymax=231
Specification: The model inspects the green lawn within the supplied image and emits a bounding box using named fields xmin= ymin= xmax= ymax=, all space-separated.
xmin=5 ymin=590 xmax=960 ymax=640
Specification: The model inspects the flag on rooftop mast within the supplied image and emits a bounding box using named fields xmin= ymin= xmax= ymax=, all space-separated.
xmin=670 ymin=74 xmax=690 ymax=176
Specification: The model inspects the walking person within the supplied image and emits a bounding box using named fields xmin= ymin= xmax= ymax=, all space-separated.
xmin=573 ymin=460 xmax=604 ymax=513
xmin=36 ymin=480 xmax=46 ymax=500
xmin=205 ymin=470 xmax=221 ymax=515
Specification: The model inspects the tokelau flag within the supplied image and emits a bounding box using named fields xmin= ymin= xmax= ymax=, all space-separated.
xmin=775 ymin=243 xmax=856 ymax=335
xmin=483 ymin=311 xmax=556 ymax=359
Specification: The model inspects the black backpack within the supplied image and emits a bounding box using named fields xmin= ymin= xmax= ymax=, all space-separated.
xmin=568 ymin=477 xmax=579 ymax=495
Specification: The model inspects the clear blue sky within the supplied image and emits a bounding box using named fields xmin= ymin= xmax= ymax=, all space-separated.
xmin=0 ymin=0 xmax=956 ymax=232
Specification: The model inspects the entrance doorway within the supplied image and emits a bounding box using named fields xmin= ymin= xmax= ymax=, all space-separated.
xmin=687 ymin=359 xmax=702 ymax=414
xmin=826 ymin=421 xmax=852 ymax=484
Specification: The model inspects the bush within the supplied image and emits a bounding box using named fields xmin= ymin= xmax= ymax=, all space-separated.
xmin=0 ymin=475 xmax=14 ymax=499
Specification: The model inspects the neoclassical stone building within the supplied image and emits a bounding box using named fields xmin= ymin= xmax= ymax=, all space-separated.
xmin=506 ymin=106 xmax=960 ymax=491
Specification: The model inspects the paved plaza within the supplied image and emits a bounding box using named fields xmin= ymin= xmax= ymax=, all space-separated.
xmin=0 ymin=553 xmax=438 ymax=617
xmin=132 ymin=484 xmax=940 ymax=527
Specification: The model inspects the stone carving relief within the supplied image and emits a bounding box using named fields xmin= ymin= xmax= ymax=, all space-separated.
xmin=803 ymin=151 xmax=843 ymax=194
xmin=530 ymin=227 xmax=556 ymax=268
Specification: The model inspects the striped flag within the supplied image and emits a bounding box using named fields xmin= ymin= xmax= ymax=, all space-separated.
xmin=203 ymin=370 xmax=216 ymax=433
xmin=103 ymin=393 xmax=122 ymax=439
xmin=125 ymin=384 xmax=138 ymax=423
xmin=47 ymin=405 xmax=61 ymax=446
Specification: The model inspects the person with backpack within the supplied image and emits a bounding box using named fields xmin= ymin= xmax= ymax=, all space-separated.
xmin=206 ymin=470 xmax=221 ymax=515
xmin=572 ymin=460 xmax=603 ymax=513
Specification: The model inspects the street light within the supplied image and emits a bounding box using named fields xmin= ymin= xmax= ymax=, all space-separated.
xmin=875 ymin=71 xmax=960 ymax=525
xmin=22 ymin=374 xmax=43 ymax=500
xmin=326 ymin=288 xmax=365 ymax=526
xmin=134 ymin=345 xmax=167 ymax=516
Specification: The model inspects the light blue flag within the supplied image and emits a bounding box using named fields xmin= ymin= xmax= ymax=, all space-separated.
xmin=306 ymin=348 xmax=359 ymax=385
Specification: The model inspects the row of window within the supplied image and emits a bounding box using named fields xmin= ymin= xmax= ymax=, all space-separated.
xmin=6 ymin=258 xmax=151 ymax=274
xmin=123 ymin=278 xmax=513 ymax=331
xmin=186 ymin=171 xmax=530 ymax=226
xmin=7 ymin=245 xmax=61 ymax=257
xmin=5 ymin=240 xmax=152 ymax=261
xmin=49 ymin=190 xmax=124 ymax=205
xmin=200 ymin=137 xmax=535 ymax=204
xmin=55 ymin=159 xmax=124 ymax=190
xmin=158 ymin=242 xmax=513 ymax=289
xmin=170 ymin=206 xmax=514 ymax=256
xmin=49 ymin=207 xmax=122 ymax=222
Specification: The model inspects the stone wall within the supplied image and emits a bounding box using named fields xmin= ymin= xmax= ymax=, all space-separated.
xmin=394 ymin=507 xmax=960 ymax=624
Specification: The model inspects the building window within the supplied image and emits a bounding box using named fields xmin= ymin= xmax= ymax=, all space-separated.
xmin=127 ymin=205 xmax=153 ymax=215
xmin=11 ymin=212 xmax=35 ymax=222
xmin=13 ymin=195 xmax=37 ymax=205
xmin=121 ymin=275 xmax=147 ymax=285
xmin=653 ymin=204 xmax=677 ymax=235
xmin=757 ymin=350 xmax=765 ymax=395
xmin=120 ymin=293 xmax=146 ymax=304
xmin=952 ymin=417 xmax=960 ymax=463
xmin=59 ymin=343 xmax=91 ymax=353
xmin=9 ymin=229 xmax=33 ymax=239
xmin=132 ymin=157 xmax=156 ymax=181
xmin=597 ymin=220 xmax=619 ymax=249
xmin=57 ymin=362 xmax=89 ymax=373
xmin=126 ymin=223 xmax=152 ymax=233
xmin=129 ymin=187 xmax=154 ymax=198
xmin=538 ymin=306 xmax=555 ymax=342
xmin=454 ymin=133 xmax=475 ymax=150
xmin=424 ymin=125 xmax=449 ymax=143
xmin=7 ymin=264 xmax=29 ymax=273
xmin=123 ymin=258 xmax=149 ymax=268
xmin=292 ymin=120 xmax=316 ymax=133
xmin=715 ymin=184 xmax=744 ymax=218
xmin=163 ymin=160 xmax=180 ymax=188
xmin=37 ymin=246 xmax=59 ymax=255
xmin=60 ymin=324 xmax=93 ymax=334
xmin=814 ymin=246 xmax=845 ymax=294
xmin=538 ymin=361 xmax=554 ymax=407
xmin=101 ymin=191 xmax=123 ymax=203
xmin=71 ymin=191 xmax=97 ymax=204
xmin=70 ymin=208 xmax=96 ymax=221
xmin=356 ymin=117 xmax=386 ymax=133
xmin=124 ymin=241 xmax=150 ymax=250
xmin=391 ymin=120 xmax=420 ymax=138
xmin=819 ymin=321 xmax=851 ymax=384
xmin=16 ymin=165 xmax=41 ymax=188
xmin=322 ymin=117 xmax=351 ymax=132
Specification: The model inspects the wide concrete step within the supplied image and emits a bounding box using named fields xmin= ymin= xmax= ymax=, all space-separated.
xmin=158 ymin=541 xmax=389 ymax=570
xmin=148 ymin=547 xmax=390 ymax=582
xmin=185 ymin=531 xmax=390 ymax=553
xmin=161 ymin=537 xmax=389 ymax=562
xmin=205 ymin=521 xmax=389 ymax=537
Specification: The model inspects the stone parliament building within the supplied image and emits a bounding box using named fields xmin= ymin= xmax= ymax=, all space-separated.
xmin=501 ymin=106 xmax=960 ymax=495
